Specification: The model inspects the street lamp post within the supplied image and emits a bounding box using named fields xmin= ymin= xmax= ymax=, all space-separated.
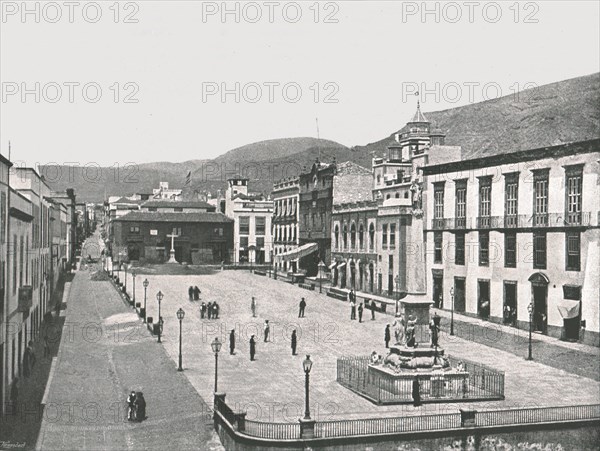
xmin=131 ymin=271 xmax=136 ymax=302
xmin=142 ymin=279 xmax=149 ymax=322
xmin=527 ymin=303 xmax=534 ymax=360
xmin=394 ymin=275 xmax=400 ymax=316
xmin=211 ymin=337 xmax=222 ymax=392
xmin=303 ymin=355 xmax=313 ymax=420
xmin=177 ymin=308 xmax=185 ymax=371
xmin=156 ymin=291 xmax=164 ymax=343
xmin=450 ymin=287 xmax=455 ymax=336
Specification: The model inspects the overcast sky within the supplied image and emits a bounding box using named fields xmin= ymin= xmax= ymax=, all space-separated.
xmin=1 ymin=1 xmax=599 ymax=166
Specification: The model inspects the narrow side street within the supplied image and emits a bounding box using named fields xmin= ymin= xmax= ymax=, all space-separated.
xmin=35 ymin=236 xmax=223 ymax=451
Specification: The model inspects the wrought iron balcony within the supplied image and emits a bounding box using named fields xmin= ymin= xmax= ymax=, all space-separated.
xmin=430 ymin=212 xmax=594 ymax=230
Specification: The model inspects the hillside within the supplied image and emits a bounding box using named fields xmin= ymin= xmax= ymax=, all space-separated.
xmin=40 ymin=73 xmax=600 ymax=202
xmin=357 ymin=72 xmax=600 ymax=160
xmin=39 ymin=138 xmax=348 ymax=202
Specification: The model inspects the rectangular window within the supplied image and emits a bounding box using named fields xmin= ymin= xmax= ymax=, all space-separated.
xmin=533 ymin=232 xmax=547 ymax=269
xmin=479 ymin=231 xmax=489 ymax=266
xmin=129 ymin=226 xmax=140 ymax=234
xmin=455 ymin=232 xmax=465 ymax=265
xmin=382 ymin=224 xmax=388 ymax=247
xmin=504 ymin=173 xmax=519 ymax=227
xmin=434 ymin=232 xmax=443 ymax=264
xmin=239 ymin=216 xmax=250 ymax=235
xmin=256 ymin=237 xmax=265 ymax=249
xmin=566 ymin=232 xmax=580 ymax=271
xmin=478 ymin=176 xmax=492 ymax=227
xmin=433 ymin=182 xmax=445 ymax=227
xmin=255 ymin=217 xmax=266 ymax=236
xmin=173 ymin=207 xmax=183 ymax=212
xmin=455 ymin=179 xmax=467 ymax=228
xmin=389 ymin=224 xmax=396 ymax=248
xmin=505 ymin=232 xmax=517 ymax=268
xmin=533 ymin=170 xmax=549 ymax=226
xmin=239 ymin=236 xmax=249 ymax=248
xmin=19 ymin=236 xmax=24 ymax=287
xmin=565 ymin=166 xmax=583 ymax=225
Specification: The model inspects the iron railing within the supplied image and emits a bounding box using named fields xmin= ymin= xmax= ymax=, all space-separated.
xmin=244 ymin=419 xmax=301 ymax=439
xmin=475 ymin=404 xmax=600 ymax=427
xmin=431 ymin=211 xmax=595 ymax=230
xmin=337 ymin=355 xmax=505 ymax=403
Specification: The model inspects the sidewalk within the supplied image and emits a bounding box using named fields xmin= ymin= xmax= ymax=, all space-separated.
xmin=35 ymin=259 xmax=223 ymax=450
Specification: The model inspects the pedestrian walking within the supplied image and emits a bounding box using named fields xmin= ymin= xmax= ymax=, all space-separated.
xmin=213 ymin=302 xmax=220 ymax=319
xmin=358 ymin=303 xmax=364 ymax=323
xmin=43 ymin=333 xmax=50 ymax=357
xmin=200 ymin=302 xmax=207 ymax=319
xmin=412 ymin=377 xmax=421 ymax=407
xmin=10 ymin=377 xmax=18 ymax=415
xmin=23 ymin=347 xmax=31 ymax=378
xmin=127 ymin=391 xmax=137 ymax=421
xmin=27 ymin=341 xmax=36 ymax=370
xmin=251 ymin=297 xmax=256 ymax=317
xmin=291 ymin=329 xmax=297 ymax=355
xmin=250 ymin=335 xmax=256 ymax=361
xmin=263 ymin=320 xmax=270 ymax=342
xmin=188 ymin=286 xmax=194 ymax=301
xmin=207 ymin=302 xmax=213 ymax=319
xmin=430 ymin=312 xmax=441 ymax=348
xmin=134 ymin=392 xmax=146 ymax=421
xmin=370 ymin=300 xmax=376 ymax=320
xmin=298 ymin=298 xmax=306 ymax=318
xmin=350 ymin=299 xmax=356 ymax=320
xmin=194 ymin=286 xmax=201 ymax=301
xmin=229 ymin=329 xmax=235 ymax=355
xmin=385 ymin=324 xmax=391 ymax=348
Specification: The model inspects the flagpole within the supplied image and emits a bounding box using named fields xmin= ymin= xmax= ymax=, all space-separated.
xmin=316 ymin=118 xmax=320 ymax=161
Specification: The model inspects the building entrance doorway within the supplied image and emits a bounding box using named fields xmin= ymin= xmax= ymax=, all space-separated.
xmin=478 ymin=280 xmax=490 ymax=319
xmin=454 ymin=277 xmax=466 ymax=313
xmin=432 ymin=273 xmax=443 ymax=309
xmin=529 ymin=273 xmax=549 ymax=334
xmin=503 ymin=281 xmax=517 ymax=326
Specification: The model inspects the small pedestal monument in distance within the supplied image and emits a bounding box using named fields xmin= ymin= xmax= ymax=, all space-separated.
xmin=166 ymin=230 xmax=179 ymax=264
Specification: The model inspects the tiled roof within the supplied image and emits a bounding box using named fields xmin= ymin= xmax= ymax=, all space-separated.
xmin=114 ymin=211 xmax=232 ymax=223
xmin=141 ymin=200 xmax=214 ymax=209
xmin=113 ymin=197 xmax=144 ymax=204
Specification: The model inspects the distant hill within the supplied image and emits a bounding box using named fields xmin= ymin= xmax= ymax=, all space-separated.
xmin=39 ymin=138 xmax=348 ymax=202
xmin=357 ymin=72 xmax=600 ymax=160
xmin=40 ymin=73 xmax=600 ymax=202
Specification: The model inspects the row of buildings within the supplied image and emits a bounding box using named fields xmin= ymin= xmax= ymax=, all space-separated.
xmin=1 ymin=158 xmax=79 ymax=414
xmin=103 ymin=99 xmax=599 ymax=348
xmin=270 ymin=104 xmax=599 ymax=347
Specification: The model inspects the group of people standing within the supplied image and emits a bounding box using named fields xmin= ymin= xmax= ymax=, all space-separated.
xmin=348 ymin=290 xmax=376 ymax=322
xmin=126 ymin=391 xmax=147 ymax=422
xmin=188 ymin=285 xmax=201 ymax=301
xmin=200 ymin=301 xmax=220 ymax=319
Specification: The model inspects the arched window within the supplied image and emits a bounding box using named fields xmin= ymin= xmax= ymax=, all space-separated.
xmin=358 ymin=223 xmax=364 ymax=250
xmin=369 ymin=223 xmax=375 ymax=251
xmin=395 ymin=192 xmax=400 ymax=198
xmin=343 ymin=224 xmax=348 ymax=249
xmin=404 ymin=192 xmax=409 ymax=199
xmin=350 ymin=223 xmax=356 ymax=249
xmin=386 ymin=194 xmax=391 ymax=200
xmin=334 ymin=224 xmax=339 ymax=249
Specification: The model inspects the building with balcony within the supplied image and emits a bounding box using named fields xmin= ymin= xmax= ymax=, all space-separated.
xmin=272 ymin=177 xmax=299 ymax=272
xmin=225 ymin=178 xmax=273 ymax=265
xmin=423 ymin=139 xmax=600 ymax=346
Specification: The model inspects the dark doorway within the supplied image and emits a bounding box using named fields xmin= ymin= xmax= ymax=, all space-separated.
xmin=377 ymin=272 xmax=382 ymax=294
xmin=388 ymin=256 xmax=394 ymax=296
xmin=369 ymin=264 xmax=374 ymax=293
xmin=454 ymin=277 xmax=466 ymax=313
xmin=478 ymin=280 xmax=490 ymax=319
xmin=433 ymin=275 xmax=443 ymax=309
xmin=340 ymin=264 xmax=346 ymax=289
xmin=128 ymin=244 xmax=140 ymax=261
xmin=503 ymin=281 xmax=517 ymax=326
xmin=333 ymin=267 xmax=338 ymax=286
xmin=174 ymin=245 xmax=184 ymax=263
xmin=350 ymin=262 xmax=356 ymax=291
xmin=532 ymin=285 xmax=548 ymax=334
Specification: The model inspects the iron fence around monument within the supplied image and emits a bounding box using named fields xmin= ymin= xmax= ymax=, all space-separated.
xmin=336 ymin=354 xmax=505 ymax=404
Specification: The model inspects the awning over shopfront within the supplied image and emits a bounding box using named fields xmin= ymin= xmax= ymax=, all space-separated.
xmin=275 ymin=242 xmax=318 ymax=262
xmin=557 ymin=299 xmax=580 ymax=319
xmin=337 ymin=262 xmax=347 ymax=270
xmin=329 ymin=261 xmax=338 ymax=270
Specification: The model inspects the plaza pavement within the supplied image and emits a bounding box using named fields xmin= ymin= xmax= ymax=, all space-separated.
xmin=36 ymin=236 xmax=224 ymax=450
xmin=128 ymin=269 xmax=600 ymax=423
